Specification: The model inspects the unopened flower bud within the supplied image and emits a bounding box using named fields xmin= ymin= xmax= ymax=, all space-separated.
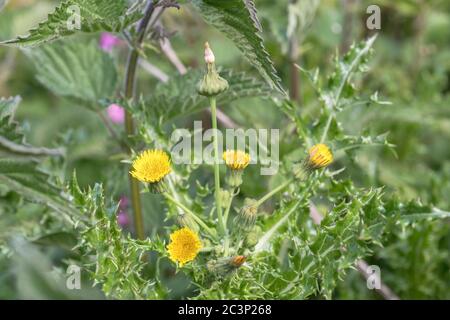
xmin=207 ymin=255 xmax=247 ymax=277
xmin=245 ymin=225 xmax=262 ymax=247
xmin=235 ymin=198 xmax=258 ymax=231
xmin=197 ymin=42 xmax=229 ymax=97
xmin=204 ymin=42 xmax=215 ymax=64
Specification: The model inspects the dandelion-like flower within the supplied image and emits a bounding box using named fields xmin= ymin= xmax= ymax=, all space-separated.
xmin=223 ymin=150 xmax=251 ymax=170
xmin=130 ymin=150 xmax=171 ymax=192
xmin=167 ymin=227 xmax=202 ymax=267
xmin=223 ymin=150 xmax=251 ymax=187
xmin=306 ymin=143 xmax=333 ymax=170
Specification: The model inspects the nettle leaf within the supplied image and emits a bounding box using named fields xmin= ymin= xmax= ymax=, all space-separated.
xmin=190 ymin=0 xmax=286 ymax=96
xmin=0 ymin=0 xmax=142 ymax=47
xmin=25 ymin=40 xmax=118 ymax=106
xmin=138 ymin=69 xmax=273 ymax=125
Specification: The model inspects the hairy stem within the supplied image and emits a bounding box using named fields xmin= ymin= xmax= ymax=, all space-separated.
xmin=210 ymin=97 xmax=226 ymax=236
xmin=124 ymin=0 xmax=157 ymax=240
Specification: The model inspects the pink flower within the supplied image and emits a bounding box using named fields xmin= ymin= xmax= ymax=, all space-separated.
xmin=99 ymin=33 xmax=122 ymax=52
xmin=107 ymin=104 xmax=125 ymax=124
xmin=117 ymin=210 xmax=130 ymax=228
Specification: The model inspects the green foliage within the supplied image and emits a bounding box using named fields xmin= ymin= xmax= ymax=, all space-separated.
xmin=26 ymin=40 xmax=118 ymax=106
xmin=137 ymin=69 xmax=274 ymax=125
xmin=0 ymin=0 xmax=142 ymax=47
xmin=1 ymin=0 xmax=449 ymax=300
xmin=69 ymin=176 xmax=160 ymax=299
xmin=190 ymin=0 xmax=286 ymax=95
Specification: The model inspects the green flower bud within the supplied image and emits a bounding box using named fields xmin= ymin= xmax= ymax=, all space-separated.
xmin=197 ymin=42 xmax=229 ymax=97
xmin=245 ymin=225 xmax=263 ymax=247
xmin=235 ymin=198 xmax=258 ymax=231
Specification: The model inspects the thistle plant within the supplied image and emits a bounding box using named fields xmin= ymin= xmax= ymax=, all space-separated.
xmin=0 ymin=0 xmax=449 ymax=301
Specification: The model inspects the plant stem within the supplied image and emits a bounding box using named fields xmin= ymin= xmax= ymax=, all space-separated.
xmin=320 ymin=113 xmax=334 ymax=143
xmin=255 ymin=178 xmax=294 ymax=207
xmin=223 ymin=188 xmax=236 ymax=225
xmin=254 ymin=189 xmax=309 ymax=253
xmin=124 ymin=0 xmax=156 ymax=240
xmin=210 ymin=97 xmax=226 ymax=236
xmin=163 ymin=193 xmax=217 ymax=239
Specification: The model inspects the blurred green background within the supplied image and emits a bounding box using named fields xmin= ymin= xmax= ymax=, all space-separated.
xmin=0 ymin=0 xmax=449 ymax=299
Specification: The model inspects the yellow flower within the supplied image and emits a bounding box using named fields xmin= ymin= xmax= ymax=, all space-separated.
xmin=223 ymin=150 xmax=251 ymax=170
xmin=307 ymin=143 xmax=333 ymax=169
xmin=167 ymin=227 xmax=202 ymax=267
xmin=130 ymin=149 xmax=171 ymax=183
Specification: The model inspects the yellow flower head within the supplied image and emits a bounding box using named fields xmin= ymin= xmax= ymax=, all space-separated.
xmin=130 ymin=149 xmax=171 ymax=183
xmin=307 ymin=143 xmax=333 ymax=169
xmin=167 ymin=227 xmax=202 ymax=267
xmin=223 ymin=150 xmax=251 ymax=170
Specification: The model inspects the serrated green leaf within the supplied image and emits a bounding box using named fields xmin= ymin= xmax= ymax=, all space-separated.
xmin=25 ymin=40 xmax=118 ymax=105
xmin=0 ymin=0 xmax=142 ymax=47
xmin=190 ymin=0 xmax=286 ymax=96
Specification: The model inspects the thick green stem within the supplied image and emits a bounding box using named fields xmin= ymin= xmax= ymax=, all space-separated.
xmin=163 ymin=193 xmax=217 ymax=239
xmin=124 ymin=0 xmax=156 ymax=240
xmin=210 ymin=97 xmax=226 ymax=235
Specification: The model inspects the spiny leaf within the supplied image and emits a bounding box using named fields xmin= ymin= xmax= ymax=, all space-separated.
xmin=190 ymin=0 xmax=286 ymax=96
xmin=0 ymin=0 xmax=142 ymax=47
xmin=25 ymin=40 xmax=118 ymax=106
